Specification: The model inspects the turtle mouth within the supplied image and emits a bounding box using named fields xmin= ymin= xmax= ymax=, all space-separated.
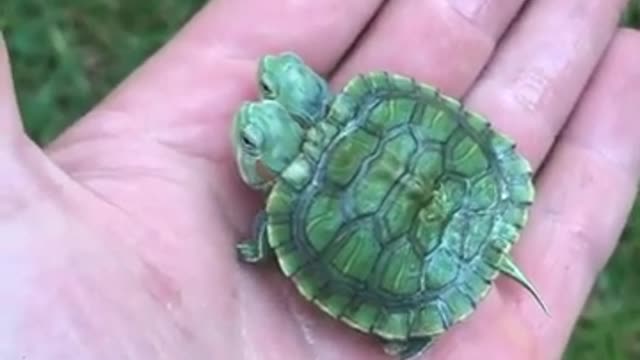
xmin=231 ymin=102 xmax=250 ymax=151
xmin=234 ymin=150 xmax=273 ymax=191
xmin=255 ymin=159 xmax=276 ymax=183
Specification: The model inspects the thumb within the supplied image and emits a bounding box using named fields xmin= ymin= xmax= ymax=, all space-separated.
xmin=0 ymin=32 xmax=77 ymax=208
xmin=0 ymin=32 xmax=23 ymax=140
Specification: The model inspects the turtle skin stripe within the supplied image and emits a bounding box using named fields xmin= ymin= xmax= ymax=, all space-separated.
xmin=265 ymin=72 xmax=534 ymax=341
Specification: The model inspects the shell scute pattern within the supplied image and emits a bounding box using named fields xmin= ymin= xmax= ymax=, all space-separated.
xmin=234 ymin=53 xmax=546 ymax=359
xmin=268 ymin=71 xmax=513 ymax=337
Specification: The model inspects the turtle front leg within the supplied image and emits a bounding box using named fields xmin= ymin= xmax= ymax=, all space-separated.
xmin=236 ymin=211 xmax=272 ymax=263
xmin=383 ymin=336 xmax=434 ymax=360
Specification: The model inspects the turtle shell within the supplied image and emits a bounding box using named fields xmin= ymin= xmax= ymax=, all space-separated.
xmin=264 ymin=71 xmax=534 ymax=341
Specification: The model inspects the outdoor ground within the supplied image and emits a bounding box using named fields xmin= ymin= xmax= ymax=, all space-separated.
xmin=1 ymin=1 xmax=640 ymax=359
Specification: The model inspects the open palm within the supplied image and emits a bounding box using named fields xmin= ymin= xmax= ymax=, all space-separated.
xmin=2 ymin=1 xmax=639 ymax=359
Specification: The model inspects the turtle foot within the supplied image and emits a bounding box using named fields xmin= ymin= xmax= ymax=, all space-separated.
xmin=236 ymin=241 xmax=264 ymax=263
xmin=237 ymin=211 xmax=271 ymax=264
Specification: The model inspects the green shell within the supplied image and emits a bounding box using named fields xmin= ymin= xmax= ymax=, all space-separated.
xmin=235 ymin=56 xmax=547 ymax=359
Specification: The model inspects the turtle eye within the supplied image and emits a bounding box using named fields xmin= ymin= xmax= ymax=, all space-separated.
xmin=240 ymin=131 xmax=259 ymax=155
xmin=259 ymin=79 xmax=274 ymax=98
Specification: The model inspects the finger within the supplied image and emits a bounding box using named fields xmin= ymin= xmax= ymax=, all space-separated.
xmin=463 ymin=0 xmax=629 ymax=169
xmin=49 ymin=0 xmax=384 ymax=157
xmin=430 ymin=29 xmax=640 ymax=360
xmin=331 ymin=0 xmax=529 ymax=95
xmin=418 ymin=0 xmax=627 ymax=357
xmin=0 ymin=32 xmax=23 ymax=140
xmin=0 ymin=33 xmax=60 ymax=192
xmin=0 ymin=33 xmax=79 ymax=216
xmin=44 ymin=0 xmax=384 ymax=236
xmin=512 ymin=29 xmax=640 ymax=359
xmin=438 ymin=0 xmax=626 ymax=352
xmin=456 ymin=0 xmax=626 ymax=333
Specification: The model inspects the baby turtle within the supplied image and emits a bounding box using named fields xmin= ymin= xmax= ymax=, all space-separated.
xmin=232 ymin=52 xmax=547 ymax=359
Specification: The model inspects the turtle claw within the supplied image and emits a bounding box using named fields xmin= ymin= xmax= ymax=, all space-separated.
xmin=237 ymin=241 xmax=262 ymax=263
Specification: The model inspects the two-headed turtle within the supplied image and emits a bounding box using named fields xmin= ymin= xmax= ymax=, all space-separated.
xmin=231 ymin=52 xmax=547 ymax=359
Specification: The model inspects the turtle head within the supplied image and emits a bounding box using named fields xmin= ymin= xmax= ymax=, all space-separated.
xmin=232 ymin=100 xmax=304 ymax=191
xmin=258 ymin=52 xmax=331 ymax=126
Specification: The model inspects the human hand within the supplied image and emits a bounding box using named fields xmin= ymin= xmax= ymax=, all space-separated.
xmin=1 ymin=1 xmax=638 ymax=359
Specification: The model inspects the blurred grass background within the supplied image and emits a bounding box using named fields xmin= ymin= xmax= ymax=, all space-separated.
xmin=1 ymin=0 xmax=640 ymax=358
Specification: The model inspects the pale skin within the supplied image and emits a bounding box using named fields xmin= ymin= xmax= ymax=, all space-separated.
xmin=0 ymin=1 xmax=639 ymax=360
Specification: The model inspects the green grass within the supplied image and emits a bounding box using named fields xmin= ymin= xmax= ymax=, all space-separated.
xmin=2 ymin=1 xmax=640 ymax=358
xmin=2 ymin=0 xmax=207 ymax=144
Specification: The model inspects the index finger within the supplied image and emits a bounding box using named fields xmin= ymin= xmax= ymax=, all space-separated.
xmin=50 ymin=0 xmax=383 ymax=151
